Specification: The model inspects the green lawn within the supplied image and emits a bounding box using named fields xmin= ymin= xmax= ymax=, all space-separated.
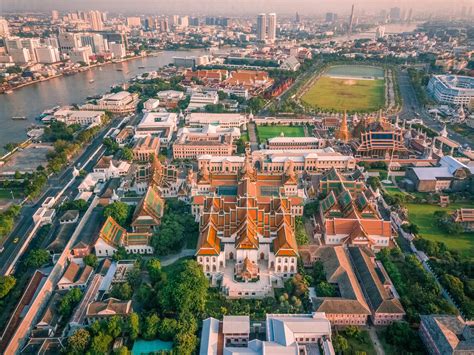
xmin=301 ymin=76 xmax=385 ymax=112
xmin=406 ymin=203 xmax=474 ymax=257
xmin=256 ymin=125 xmax=305 ymax=141
xmin=0 ymin=188 xmax=24 ymax=200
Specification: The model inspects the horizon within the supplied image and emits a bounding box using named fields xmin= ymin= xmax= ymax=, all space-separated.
xmin=2 ymin=0 xmax=474 ymax=15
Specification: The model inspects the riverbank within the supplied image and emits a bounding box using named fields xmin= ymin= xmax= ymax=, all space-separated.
xmin=1 ymin=53 xmax=149 ymax=95
xmin=0 ymin=49 xmax=207 ymax=151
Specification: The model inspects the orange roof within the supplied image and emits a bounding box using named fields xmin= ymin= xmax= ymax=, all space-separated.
xmin=196 ymin=224 xmax=221 ymax=256
xmin=273 ymin=223 xmax=298 ymax=257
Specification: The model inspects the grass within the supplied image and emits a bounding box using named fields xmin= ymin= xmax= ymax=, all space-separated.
xmin=342 ymin=330 xmax=377 ymax=355
xmin=301 ymin=76 xmax=385 ymax=112
xmin=406 ymin=202 xmax=474 ymax=257
xmin=256 ymin=125 xmax=305 ymax=141
xmin=0 ymin=188 xmax=24 ymax=200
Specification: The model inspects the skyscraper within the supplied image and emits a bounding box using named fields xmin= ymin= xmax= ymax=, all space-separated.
xmin=256 ymin=13 xmax=266 ymax=41
xmin=267 ymin=13 xmax=277 ymax=42
xmin=389 ymin=7 xmax=401 ymax=22
xmin=89 ymin=10 xmax=104 ymax=31
xmin=0 ymin=18 xmax=10 ymax=37
xmin=348 ymin=4 xmax=355 ymax=35
xmin=51 ymin=10 xmax=59 ymax=21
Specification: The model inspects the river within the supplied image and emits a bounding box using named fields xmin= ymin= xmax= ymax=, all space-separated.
xmin=0 ymin=50 xmax=205 ymax=148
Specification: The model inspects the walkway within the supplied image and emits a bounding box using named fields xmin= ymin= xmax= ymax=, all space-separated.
xmin=159 ymin=248 xmax=195 ymax=267
xmin=367 ymin=326 xmax=385 ymax=355
xmin=247 ymin=122 xmax=259 ymax=151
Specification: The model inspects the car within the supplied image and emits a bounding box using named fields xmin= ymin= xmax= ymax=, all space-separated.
xmin=13 ymin=238 xmax=19 ymax=244
xmin=0 ymin=246 xmax=4 ymax=253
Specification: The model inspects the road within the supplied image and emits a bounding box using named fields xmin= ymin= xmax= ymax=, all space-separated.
xmin=0 ymin=117 xmax=126 ymax=275
xmin=395 ymin=69 xmax=470 ymax=147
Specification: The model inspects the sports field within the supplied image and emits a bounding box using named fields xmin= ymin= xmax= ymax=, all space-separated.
xmin=406 ymin=203 xmax=474 ymax=258
xmin=301 ymin=76 xmax=385 ymax=112
xmin=256 ymin=125 xmax=305 ymax=141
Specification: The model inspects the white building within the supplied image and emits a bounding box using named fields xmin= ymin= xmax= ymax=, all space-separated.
xmin=35 ymin=46 xmax=61 ymax=64
xmin=143 ymin=98 xmax=160 ymax=111
xmin=9 ymin=48 xmax=31 ymax=64
xmin=70 ymin=46 xmax=93 ymax=65
xmin=188 ymin=91 xmax=219 ymax=110
xmin=0 ymin=18 xmax=10 ymax=37
xmin=81 ymin=91 xmax=139 ymax=113
xmin=428 ymin=75 xmax=474 ymax=107
xmin=58 ymin=32 xmax=82 ymax=54
xmin=54 ymin=109 xmax=105 ymax=126
xmin=135 ymin=112 xmax=179 ymax=146
xmin=186 ymin=112 xmax=248 ymax=130
xmin=200 ymin=313 xmax=334 ymax=355
xmin=267 ymin=13 xmax=277 ymax=42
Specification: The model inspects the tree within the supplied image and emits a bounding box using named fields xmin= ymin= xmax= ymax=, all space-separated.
xmin=60 ymin=199 xmax=89 ymax=212
xmin=316 ymin=281 xmax=336 ymax=297
xmin=367 ymin=176 xmax=381 ymax=190
xmin=142 ymin=313 xmax=160 ymax=340
xmin=25 ymin=249 xmax=50 ymax=268
xmin=345 ymin=325 xmax=360 ymax=338
xmin=4 ymin=142 xmax=18 ymax=152
xmin=333 ymin=334 xmax=349 ymax=353
xmin=59 ymin=288 xmax=83 ymax=317
xmin=121 ymin=147 xmax=133 ymax=161
xmin=84 ymin=254 xmax=98 ymax=268
xmin=89 ymin=332 xmax=113 ymax=354
xmin=127 ymin=312 xmax=140 ymax=340
xmin=114 ymin=346 xmax=130 ymax=355
xmin=126 ymin=267 xmax=142 ymax=289
xmin=158 ymin=318 xmax=178 ymax=341
xmin=384 ymin=321 xmax=422 ymax=352
xmin=174 ymin=330 xmax=198 ymax=355
xmin=103 ymin=201 xmax=129 ymax=225
xmin=146 ymin=259 xmax=163 ymax=284
xmin=110 ymin=282 xmax=133 ymax=300
xmin=67 ymin=328 xmax=91 ymax=355
xmin=160 ymin=260 xmax=208 ymax=317
xmin=295 ymin=217 xmax=309 ymax=245
xmin=0 ymin=275 xmax=16 ymax=299
xmin=106 ymin=315 xmax=123 ymax=338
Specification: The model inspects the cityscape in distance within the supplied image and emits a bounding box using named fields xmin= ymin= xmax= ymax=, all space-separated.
xmin=0 ymin=1 xmax=473 ymax=354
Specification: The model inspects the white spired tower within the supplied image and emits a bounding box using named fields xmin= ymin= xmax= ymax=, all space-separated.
xmin=257 ymin=13 xmax=267 ymax=41
xmin=267 ymin=13 xmax=277 ymax=42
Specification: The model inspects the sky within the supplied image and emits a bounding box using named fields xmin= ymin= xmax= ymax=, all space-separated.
xmin=1 ymin=0 xmax=473 ymax=15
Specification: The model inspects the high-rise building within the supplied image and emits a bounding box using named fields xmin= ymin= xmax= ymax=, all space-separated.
xmin=0 ymin=18 xmax=10 ymax=37
xmin=109 ymin=42 xmax=126 ymax=59
xmin=407 ymin=8 xmax=413 ymax=23
xmin=375 ymin=25 xmax=385 ymax=39
xmin=179 ymin=16 xmax=189 ymax=28
xmin=295 ymin=12 xmax=300 ymax=23
xmin=80 ymin=33 xmax=108 ymax=54
xmin=267 ymin=13 xmax=277 ymax=42
xmin=6 ymin=38 xmax=40 ymax=62
xmin=325 ymin=12 xmax=338 ymax=22
xmin=256 ymin=13 xmax=266 ymax=41
xmin=89 ymin=10 xmax=104 ymax=31
xmin=35 ymin=46 xmax=61 ymax=64
xmin=51 ymin=10 xmax=59 ymax=21
xmin=144 ymin=17 xmax=156 ymax=30
xmin=126 ymin=17 xmax=142 ymax=28
xmin=58 ymin=32 xmax=82 ymax=54
xmin=348 ymin=4 xmax=355 ymax=35
xmin=389 ymin=7 xmax=401 ymax=22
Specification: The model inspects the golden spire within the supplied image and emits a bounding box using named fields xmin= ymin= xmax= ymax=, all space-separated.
xmin=336 ymin=111 xmax=350 ymax=143
xmin=240 ymin=143 xmax=255 ymax=180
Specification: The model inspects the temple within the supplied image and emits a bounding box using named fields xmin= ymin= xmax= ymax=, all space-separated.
xmin=193 ymin=146 xmax=304 ymax=298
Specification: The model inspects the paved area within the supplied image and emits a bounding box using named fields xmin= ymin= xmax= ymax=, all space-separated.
xmin=0 ymin=143 xmax=53 ymax=174
xmin=247 ymin=122 xmax=259 ymax=151
xmin=160 ymin=248 xmax=195 ymax=266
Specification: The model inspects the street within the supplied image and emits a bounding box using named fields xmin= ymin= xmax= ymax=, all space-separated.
xmin=395 ymin=69 xmax=470 ymax=147
xmin=0 ymin=118 xmax=121 ymax=275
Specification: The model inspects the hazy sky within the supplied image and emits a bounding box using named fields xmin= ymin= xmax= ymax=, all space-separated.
xmin=1 ymin=0 xmax=473 ymax=15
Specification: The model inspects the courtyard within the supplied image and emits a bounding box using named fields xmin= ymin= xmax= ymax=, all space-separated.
xmin=256 ymin=125 xmax=305 ymax=142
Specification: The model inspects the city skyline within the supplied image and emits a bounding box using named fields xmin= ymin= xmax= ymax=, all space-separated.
xmin=2 ymin=0 xmax=474 ymax=15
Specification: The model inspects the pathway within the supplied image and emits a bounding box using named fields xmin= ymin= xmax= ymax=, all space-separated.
xmin=247 ymin=122 xmax=259 ymax=151
xmin=367 ymin=326 xmax=385 ymax=355
xmin=160 ymin=248 xmax=195 ymax=267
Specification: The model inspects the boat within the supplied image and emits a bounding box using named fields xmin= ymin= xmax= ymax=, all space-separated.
xmin=116 ymin=68 xmax=124 ymax=71
xmin=89 ymin=79 xmax=95 ymax=83
xmin=5 ymin=90 xmax=13 ymax=94
xmin=12 ymin=116 xmax=27 ymax=120
xmin=138 ymin=66 xmax=145 ymax=69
